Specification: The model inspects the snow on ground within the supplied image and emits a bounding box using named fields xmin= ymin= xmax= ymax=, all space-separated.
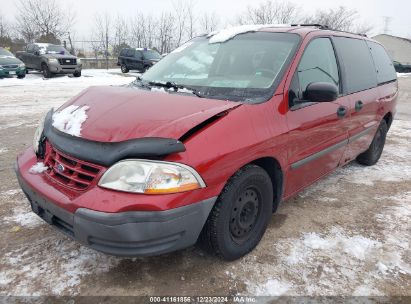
xmin=397 ymin=73 xmax=411 ymax=78
xmin=228 ymin=119 xmax=411 ymax=296
xmin=0 ymin=238 xmax=120 ymax=295
xmin=0 ymin=69 xmax=137 ymax=131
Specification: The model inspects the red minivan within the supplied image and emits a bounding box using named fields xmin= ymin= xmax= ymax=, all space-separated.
xmin=16 ymin=25 xmax=398 ymax=260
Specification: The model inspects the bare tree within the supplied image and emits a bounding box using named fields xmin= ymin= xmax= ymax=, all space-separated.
xmin=304 ymin=6 xmax=372 ymax=34
xmin=157 ymin=12 xmax=175 ymax=54
xmin=186 ymin=0 xmax=197 ymax=39
xmin=130 ymin=13 xmax=146 ymax=48
xmin=92 ymin=12 xmax=111 ymax=68
xmin=200 ymin=12 xmax=220 ymax=33
xmin=172 ymin=0 xmax=188 ymax=46
xmin=145 ymin=15 xmax=157 ymax=48
xmin=0 ymin=11 xmax=10 ymax=38
xmin=16 ymin=0 xmax=75 ymax=42
xmin=113 ymin=15 xmax=129 ymax=56
xmin=237 ymin=0 xmax=300 ymax=25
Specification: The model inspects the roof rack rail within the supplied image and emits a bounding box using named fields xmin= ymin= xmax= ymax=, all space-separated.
xmin=291 ymin=24 xmax=330 ymax=30
xmin=290 ymin=24 xmax=368 ymax=37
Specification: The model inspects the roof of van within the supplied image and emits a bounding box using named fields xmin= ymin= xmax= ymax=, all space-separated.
xmin=206 ymin=24 xmax=374 ymax=44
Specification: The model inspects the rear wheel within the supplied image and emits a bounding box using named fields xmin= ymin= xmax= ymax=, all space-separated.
xmin=121 ymin=64 xmax=129 ymax=73
xmin=356 ymin=120 xmax=388 ymax=166
xmin=199 ymin=165 xmax=273 ymax=260
xmin=41 ymin=63 xmax=51 ymax=79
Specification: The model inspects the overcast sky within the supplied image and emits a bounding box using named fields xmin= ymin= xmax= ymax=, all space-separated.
xmin=1 ymin=0 xmax=410 ymax=39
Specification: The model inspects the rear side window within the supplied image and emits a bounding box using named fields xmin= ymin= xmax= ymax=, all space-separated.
xmin=297 ymin=38 xmax=340 ymax=95
xmin=367 ymin=41 xmax=397 ymax=84
xmin=126 ymin=49 xmax=135 ymax=57
xmin=333 ymin=37 xmax=377 ymax=94
xmin=120 ymin=49 xmax=128 ymax=56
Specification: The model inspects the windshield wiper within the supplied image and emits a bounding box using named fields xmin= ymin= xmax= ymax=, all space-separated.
xmin=147 ymin=81 xmax=205 ymax=98
xmin=130 ymin=76 xmax=152 ymax=90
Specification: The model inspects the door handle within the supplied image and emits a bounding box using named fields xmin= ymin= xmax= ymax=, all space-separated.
xmin=355 ymin=100 xmax=364 ymax=111
xmin=337 ymin=106 xmax=346 ymax=118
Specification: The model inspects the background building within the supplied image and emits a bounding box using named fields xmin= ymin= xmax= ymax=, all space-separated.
xmin=373 ymin=34 xmax=411 ymax=65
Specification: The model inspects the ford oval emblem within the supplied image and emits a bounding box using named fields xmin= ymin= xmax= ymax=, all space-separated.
xmin=56 ymin=163 xmax=65 ymax=173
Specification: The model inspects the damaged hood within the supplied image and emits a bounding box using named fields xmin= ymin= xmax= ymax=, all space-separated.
xmin=59 ymin=86 xmax=241 ymax=142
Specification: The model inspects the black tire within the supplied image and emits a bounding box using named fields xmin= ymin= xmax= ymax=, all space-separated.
xmin=121 ymin=64 xmax=129 ymax=73
xmin=73 ymin=71 xmax=81 ymax=77
xmin=356 ymin=120 xmax=388 ymax=166
xmin=17 ymin=74 xmax=26 ymax=79
xmin=199 ymin=165 xmax=273 ymax=260
xmin=26 ymin=69 xmax=29 ymax=74
xmin=41 ymin=63 xmax=51 ymax=79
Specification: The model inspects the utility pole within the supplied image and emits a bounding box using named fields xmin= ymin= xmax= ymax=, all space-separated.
xmin=105 ymin=30 xmax=109 ymax=70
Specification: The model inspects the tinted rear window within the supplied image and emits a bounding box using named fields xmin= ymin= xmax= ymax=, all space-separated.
xmin=120 ymin=49 xmax=128 ymax=56
xmin=334 ymin=37 xmax=377 ymax=94
xmin=367 ymin=41 xmax=397 ymax=84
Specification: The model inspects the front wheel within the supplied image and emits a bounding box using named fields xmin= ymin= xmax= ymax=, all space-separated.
xmin=199 ymin=165 xmax=273 ymax=260
xmin=41 ymin=64 xmax=51 ymax=79
xmin=17 ymin=74 xmax=26 ymax=79
xmin=73 ymin=71 xmax=81 ymax=77
xmin=356 ymin=120 xmax=388 ymax=166
xmin=121 ymin=64 xmax=129 ymax=73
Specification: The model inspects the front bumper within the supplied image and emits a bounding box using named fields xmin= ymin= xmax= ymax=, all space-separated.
xmin=16 ymin=166 xmax=216 ymax=257
xmin=48 ymin=62 xmax=82 ymax=74
xmin=0 ymin=67 xmax=25 ymax=77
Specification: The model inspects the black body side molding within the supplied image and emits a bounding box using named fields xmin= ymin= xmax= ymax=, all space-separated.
xmin=42 ymin=110 xmax=186 ymax=167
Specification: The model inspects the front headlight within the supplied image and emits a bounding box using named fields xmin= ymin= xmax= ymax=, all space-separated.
xmin=48 ymin=58 xmax=58 ymax=64
xmin=98 ymin=160 xmax=206 ymax=194
xmin=33 ymin=113 xmax=46 ymax=154
xmin=77 ymin=58 xmax=81 ymax=64
xmin=19 ymin=63 xmax=25 ymax=68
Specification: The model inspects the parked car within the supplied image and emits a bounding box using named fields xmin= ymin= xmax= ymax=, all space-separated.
xmin=117 ymin=48 xmax=161 ymax=73
xmin=16 ymin=43 xmax=82 ymax=78
xmin=0 ymin=47 xmax=26 ymax=79
xmin=393 ymin=61 xmax=411 ymax=73
xmin=16 ymin=25 xmax=397 ymax=260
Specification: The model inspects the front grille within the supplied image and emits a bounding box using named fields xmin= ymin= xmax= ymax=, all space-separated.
xmin=44 ymin=143 xmax=102 ymax=191
xmin=3 ymin=64 xmax=18 ymax=69
xmin=58 ymin=58 xmax=77 ymax=65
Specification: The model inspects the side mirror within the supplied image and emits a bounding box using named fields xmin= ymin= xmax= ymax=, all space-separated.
xmin=304 ymin=82 xmax=338 ymax=103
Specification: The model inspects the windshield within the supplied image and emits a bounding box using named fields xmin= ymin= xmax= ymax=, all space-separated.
xmin=141 ymin=32 xmax=300 ymax=102
xmin=0 ymin=48 xmax=14 ymax=57
xmin=39 ymin=45 xmax=69 ymax=55
xmin=143 ymin=50 xmax=161 ymax=60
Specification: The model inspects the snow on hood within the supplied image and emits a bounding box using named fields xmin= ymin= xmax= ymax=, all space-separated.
xmin=55 ymin=86 xmax=240 ymax=142
xmin=52 ymin=105 xmax=89 ymax=137
xmin=208 ymin=24 xmax=291 ymax=44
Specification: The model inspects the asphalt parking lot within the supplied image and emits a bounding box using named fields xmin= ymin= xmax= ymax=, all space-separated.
xmin=0 ymin=71 xmax=410 ymax=297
